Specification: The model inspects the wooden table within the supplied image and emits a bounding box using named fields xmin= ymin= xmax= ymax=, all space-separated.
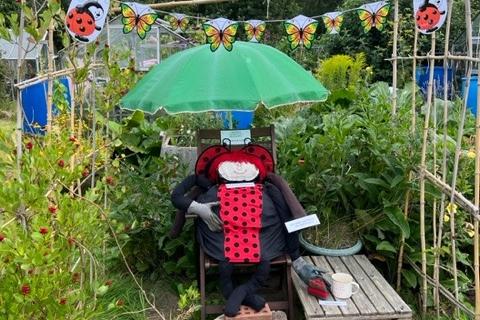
xmin=292 ymin=255 xmax=412 ymax=320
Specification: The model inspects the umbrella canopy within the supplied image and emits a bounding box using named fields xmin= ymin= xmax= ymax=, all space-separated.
xmin=120 ymin=41 xmax=329 ymax=114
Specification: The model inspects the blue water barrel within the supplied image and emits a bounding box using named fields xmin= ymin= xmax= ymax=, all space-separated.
xmin=21 ymin=78 xmax=72 ymax=135
xmin=461 ymin=76 xmax=478 ymax=117
xmin=415 ymin=66 xmax=453 ymax=98
xmin=219 ymin=111 xmax=254 ymax=129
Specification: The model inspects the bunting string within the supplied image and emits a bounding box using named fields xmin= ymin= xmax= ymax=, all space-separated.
xmin=66 ymin=0 xmax=447 ymax=52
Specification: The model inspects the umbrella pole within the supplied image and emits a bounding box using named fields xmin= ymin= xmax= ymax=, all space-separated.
xmin=228 ymin=111 xmax=233 ymax=129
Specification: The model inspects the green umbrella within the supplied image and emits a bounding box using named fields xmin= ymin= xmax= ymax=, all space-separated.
xmin=120 ymin=41 xmax=329 ymax=114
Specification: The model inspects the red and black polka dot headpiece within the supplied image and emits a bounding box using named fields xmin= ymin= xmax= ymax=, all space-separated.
xmin=195 ymin=144 xmax=275 ymax=183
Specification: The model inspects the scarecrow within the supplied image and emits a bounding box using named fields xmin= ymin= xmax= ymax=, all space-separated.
xmin=171 ymin=143 xmax=329 ymax=316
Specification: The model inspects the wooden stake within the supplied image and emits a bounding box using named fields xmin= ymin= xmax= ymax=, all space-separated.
xmin=46 ymin=20 xmax=54 ymax=132
xmin=15 ymin=0 xmax=26 ymax=172
xmin=391 ymin=0 xmax=399 ymax=115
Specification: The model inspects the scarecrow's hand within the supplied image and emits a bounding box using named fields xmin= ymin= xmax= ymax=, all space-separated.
xmin=188 ymin=201 xmax=223 ymax=232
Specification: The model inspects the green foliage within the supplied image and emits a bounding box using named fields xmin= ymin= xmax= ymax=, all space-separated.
xmin=315 ymin=53 xmax=371 ymax=106
xmin=0 ymin=100 xmax=136 ymax=319
xmin=276 ymin=82 xmax=419 ymax=252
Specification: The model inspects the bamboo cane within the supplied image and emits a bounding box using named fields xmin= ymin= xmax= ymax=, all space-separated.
xmin=475 ymin=14 xmax=480 ymax=320
xmin=46 ymin=20 xmax=54 ymax=132
xmin=386 ymin=54 xmax=480 ymax=63
xmin=432 ymin=80 xmax=437 ymax=251
xmin=422 ymin=169 xmax=480 ymax=218
xmin=445 ymin=0 xmax=476 ymax=310
xmin=420 ymin=33 xmax=436 ymax=314
xmin=391 ymin=0 xmax=399 ymax=115
xmin=412 ymin=29 xmax=418 ymax=130
xmin=15 ymin=0 xmax=26 ymax=173
xmin=395 ymin=27 xmax=418 ymax=290
xmin=91 ymin=51 xmax=97 ymax=189
xmin=434 ymin=0 xmax=454 ymax=314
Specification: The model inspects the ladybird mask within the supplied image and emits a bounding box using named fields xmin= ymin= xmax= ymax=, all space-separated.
xmin=195 ymin=144 xmax=274 ymax=183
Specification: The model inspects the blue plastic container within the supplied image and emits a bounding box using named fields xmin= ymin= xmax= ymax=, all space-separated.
xmin=415 ymin=66 xmax=453 ymax=98
xmin=21 ymin=78 xmax=72 ymax=135
xmin=461 ymin=76 xmax=478 ymax=117
xmin=219 ymin=111 xmax=254 ymax=129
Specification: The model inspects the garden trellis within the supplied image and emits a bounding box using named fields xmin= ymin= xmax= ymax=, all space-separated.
xmin=390 ymin=0 xmax=480 ymax=318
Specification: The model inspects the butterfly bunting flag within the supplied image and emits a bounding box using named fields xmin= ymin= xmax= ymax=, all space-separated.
xmin=203 ymin=18 xmax=239 ymax=52
xmin=413 ymin=0 xmax=447 ymax=34
xmin=244 ymin=19 xmax=266 ymax=42
xmin=166 ymin=13 xmax=189 ymax=32
xmin=65 ymin=0 xmax=110 ymax=43
xmin=322 ymin=12 xmax=344 ymax=34
xmin=284 ymin=15 xmax=318 ymax=50
xmin=121 ymin=2 xmax=158 ymax=40
xmin=357 ymin=0 xmax=390 ymax=33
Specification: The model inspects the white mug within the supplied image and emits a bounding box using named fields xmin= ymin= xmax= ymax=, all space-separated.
xmin=331 ymin=273 xmax=360 ymax=299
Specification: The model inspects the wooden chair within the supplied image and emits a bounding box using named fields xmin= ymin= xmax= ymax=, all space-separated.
xmin=191 ymin=125 xmax=294 ymax=320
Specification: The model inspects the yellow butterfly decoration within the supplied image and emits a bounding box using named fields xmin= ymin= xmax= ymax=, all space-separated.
xmin=166 ymin=13 xmax=189 ymax=32
xmin=322 ymin=12 xmax=344 ymax=34
xmin=244 ymin=19 xmax=266 ymax=42
xmin=357 ymin=0 xmax=390 ymax=33
xmin=203 ymin=18 xmax=239 ymax=52
xmin=121 ymin=2 xmax=158 ymax=40
xmin=283 ymin=15 xmax=318 ymax=50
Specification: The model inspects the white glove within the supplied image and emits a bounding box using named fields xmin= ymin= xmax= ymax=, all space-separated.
xmin=188 ymin=201 xmax=222 ymax=232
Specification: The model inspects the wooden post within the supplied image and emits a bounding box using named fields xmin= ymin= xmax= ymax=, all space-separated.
xmin=420 ymin=33 xmax=436 ymax=314
xmin=46 ymin=20 xmax=54 ymax=132
xmin=15 ymin=0 xmax=26 ymax=172
xmin=391 ymin=0 xmax=399 ymax=115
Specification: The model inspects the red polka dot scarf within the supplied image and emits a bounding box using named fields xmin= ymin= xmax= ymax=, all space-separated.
xmin=218 ymin=184 xmax=263 ymax=263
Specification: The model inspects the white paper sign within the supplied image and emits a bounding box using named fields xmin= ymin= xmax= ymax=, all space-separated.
xmin=220 ymin=129 xmax=251 ymax=145
xmin=318 ymin=299 xmax=347 ymax=307
xmin=225 ymin=182 xmax=255 ymax=189
xmin=285 ymin=214 xmax=320 ymax=233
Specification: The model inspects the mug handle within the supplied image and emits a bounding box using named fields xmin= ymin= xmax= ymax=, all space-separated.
xmin=351 ymin=282 xmax=360 ymax=295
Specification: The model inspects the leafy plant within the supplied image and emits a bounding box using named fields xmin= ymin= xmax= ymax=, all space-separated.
xmin=315 ymin=53 xmax=371 ymax=107
xmin=276 ymin=83 xmax=419 ymax=250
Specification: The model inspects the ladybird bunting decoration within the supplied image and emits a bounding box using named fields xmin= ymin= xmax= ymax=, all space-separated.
xmin=283 ymin=15 xmax=318 ymax=50
xmin=322 ymin=12 xmax=344 ymax=34
xmin=166 ymin=13 xmax=189 ymax=32
xmin=244 ymin=20 xmax=266 ymax=42
xmin=65 ymin=0 xmax=110 ymax=43
xmin=121 ymin=2 xmax=159 ymax=40
xmin=413 ymin=0 xmax=447 ymax=34
xmin=203 ymin=18 xmax=239 ymax=52
xmin=357 ymin=1 xmax=390 ymax=33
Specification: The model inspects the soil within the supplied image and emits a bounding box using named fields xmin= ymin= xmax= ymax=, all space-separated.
xmin=303 ymin=218 xmax=359 ymax=249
